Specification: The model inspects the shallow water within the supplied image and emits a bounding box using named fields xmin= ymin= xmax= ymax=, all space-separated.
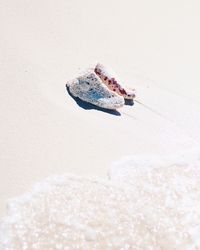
xmin=1 ymin=151 xmax=200 ymax=249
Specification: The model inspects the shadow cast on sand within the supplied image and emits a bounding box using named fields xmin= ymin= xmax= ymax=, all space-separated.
xmin=125 ymin=99 xmax=134 ymax=106
xmin=66 ymin=85 xmax=121 ymax=116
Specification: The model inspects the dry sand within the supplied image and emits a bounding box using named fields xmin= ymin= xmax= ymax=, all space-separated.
xmin=0 ymin=0 xmax=200 ymax=218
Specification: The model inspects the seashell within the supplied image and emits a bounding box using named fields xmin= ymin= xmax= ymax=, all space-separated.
xmin=67 ymin=70 xmax=124 ymax=110
xmin=95 ymin=63 xmax=136 ymax=100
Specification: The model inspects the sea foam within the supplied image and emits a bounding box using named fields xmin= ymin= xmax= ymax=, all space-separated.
xmin=0 ymin=150 xmax=200 ymax=249
xmin=109 ymin=149 xmax=200 ymax=249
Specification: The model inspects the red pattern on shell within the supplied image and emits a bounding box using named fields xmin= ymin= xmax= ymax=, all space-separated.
xmin=94 ymin=64 xmax=135 ymax=99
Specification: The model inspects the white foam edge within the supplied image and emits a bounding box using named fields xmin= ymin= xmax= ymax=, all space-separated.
xmin=108 ymin=147 xmax=200 ymax=180
xmin=0 ymin=173 xmax=127 ymax=225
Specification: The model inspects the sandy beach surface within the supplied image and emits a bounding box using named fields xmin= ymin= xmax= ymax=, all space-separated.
xmin=1 ymin=0 xmax=200 ymax=222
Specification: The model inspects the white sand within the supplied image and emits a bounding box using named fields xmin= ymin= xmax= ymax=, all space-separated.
xmin=0 ymin=0 xmax=200 ymax=222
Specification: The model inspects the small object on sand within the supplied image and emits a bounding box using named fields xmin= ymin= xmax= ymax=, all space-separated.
xmin=67 ymin=70 xmax=124 ymax=110
xmin=95 ymin=63 xmax=136 ymax=100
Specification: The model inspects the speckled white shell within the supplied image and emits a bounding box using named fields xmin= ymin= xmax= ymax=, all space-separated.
xmin=67 ymin=70 xmax=124 ymax=110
